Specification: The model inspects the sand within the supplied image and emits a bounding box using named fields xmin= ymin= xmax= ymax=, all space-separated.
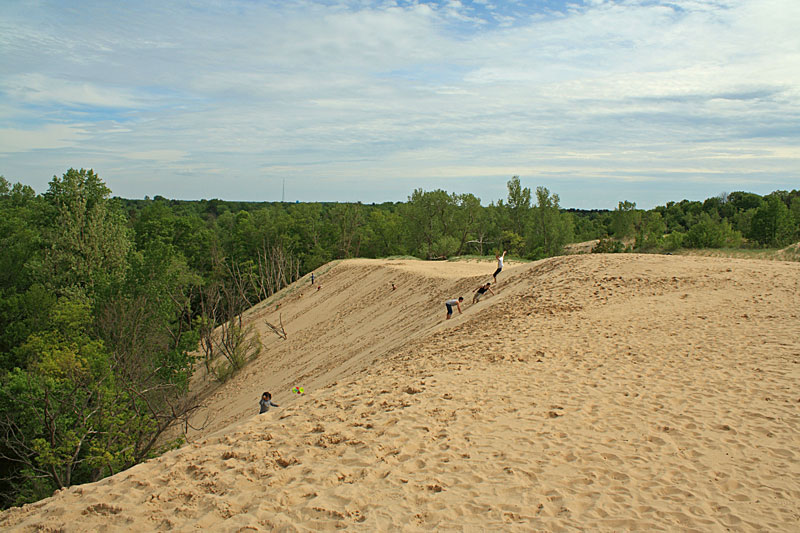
xmin=2 ymin=253 xmax=799 ymax=532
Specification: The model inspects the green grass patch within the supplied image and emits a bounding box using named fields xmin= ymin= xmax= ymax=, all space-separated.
xmin=446 ymin=254 xmax=533 ymax=263
xmin=446 ymin=254 xmax=491 ymax=261
xmin=675 ymin=247 xmax=799 ymax=261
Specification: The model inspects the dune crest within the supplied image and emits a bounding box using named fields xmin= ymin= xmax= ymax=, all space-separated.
xmin=2 ymin=254 xmax=799 ymax=531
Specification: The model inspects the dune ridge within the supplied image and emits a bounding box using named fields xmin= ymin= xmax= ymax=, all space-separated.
xmin=2 ymin=254 xmax=799 ymax=532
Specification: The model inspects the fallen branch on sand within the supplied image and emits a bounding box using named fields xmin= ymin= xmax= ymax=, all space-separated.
xmin=265 ymin=314 xmax=288 ymax=340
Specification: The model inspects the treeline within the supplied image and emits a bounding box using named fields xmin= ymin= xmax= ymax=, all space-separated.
xmin=1 ymin=170 xmax=798 ymax=508
xmin=116 ymin=178 xmax=800 ymax=268
xmin=599 ymin=191 xmax=800 ymax=252
xmin=113 ymin=177 xmax=577 ymax=268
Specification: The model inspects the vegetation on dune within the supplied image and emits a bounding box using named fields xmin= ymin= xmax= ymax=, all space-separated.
xmin=0 ymin=170 xmax=798 ymax=508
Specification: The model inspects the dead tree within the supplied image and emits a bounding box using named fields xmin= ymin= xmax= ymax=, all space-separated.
xmin=264 ymin=314 xmax=287 ymax=340
xmin=466 ymin=237 xmax=495 ymax=256
xmin=249 ymin=241 xmax=301 ymax=298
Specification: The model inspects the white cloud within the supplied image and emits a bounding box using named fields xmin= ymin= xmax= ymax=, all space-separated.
xmin=123 ymin=150 xmax=189 ymax=162
xmin=0 ymin=123 xmax=88 ymax=154
xmin=1 ymin=74 xmax=142 ymax=108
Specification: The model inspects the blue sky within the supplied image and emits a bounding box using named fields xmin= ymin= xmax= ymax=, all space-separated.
xmin=1 ymin=0 xmax=798 ymax=209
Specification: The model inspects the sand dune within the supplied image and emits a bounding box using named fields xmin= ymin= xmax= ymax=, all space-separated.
xmin=2 ymin=254 xmax=799 ymax=532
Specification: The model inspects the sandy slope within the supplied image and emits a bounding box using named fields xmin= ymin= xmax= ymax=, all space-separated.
xmin=182 ymin=257 xmax=521 ymax=442
xmin=2 ymin=254 xmax=799 ymax=532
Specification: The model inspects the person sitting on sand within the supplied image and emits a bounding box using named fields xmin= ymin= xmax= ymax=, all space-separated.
xmin=472 ymin=282 xmax=495 ymax=303
xmin=445 ymin=297 xmax=464 ymax=319
xmin=259 ymin=392 xmax=279 ymax=414
xmin=492 ymin=250 xmax=507 ymax=283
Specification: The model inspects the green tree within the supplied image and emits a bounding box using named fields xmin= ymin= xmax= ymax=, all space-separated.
xmin=506 ymin=176 xmax=531 ymax=238
xmin=0 ymin=178 xmax=43 ymax=292
xmin=662 ymin=231 xmax=685 ymax=252
xmin=635 ymin=211 xmax=666 ymax=251
xmin=329 ymin=203 xmax=366 ymax=258
xmin=658 ymin=201 xmax=688 ymax=233
xmin=34 ymin=169 xmax=132 ymax=294
xmin=679 ymin=200 xmax=704 ymax=228
xmin=0 ymin=285 xmax=56 ymax=371
xmin=463 ymin=202 xmax=497 ymax=256
xmin=403 ymin=189 xmax=456 ymax=258
xmin=528 ymin=186 xmax=573 ymax=258
xmin=98 ymin=240 xmax=200 ymax=392
xmin=610 ymin=200 xmax=639 ymax=240
xmin=728 ymin=191 xmax=763 ymax=212
xmin=571 ymin=211 xmax=606 ymax=241
xmin=790 ymin=196 xmax=800 ymax=241
xmin=132 ymin=199 xmax=214 ymax=272
xmin=0 ymin=295 xmax=142 ymax=505
xmin=750 ymin=195 xmax=794 ymax=246
xmin=685 ymin=213 xmax=741 ymax=248
xmin=287 ymin=203 xmax=326 ymax=262
xmin=453 ymin=193 xmax=483 ymax=256
xmin=362 ymin=209 xmax=406 ymax=258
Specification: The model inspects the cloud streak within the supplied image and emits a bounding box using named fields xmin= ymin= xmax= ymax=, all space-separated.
xmin=0 ymin=0 xmax=798 ymax=208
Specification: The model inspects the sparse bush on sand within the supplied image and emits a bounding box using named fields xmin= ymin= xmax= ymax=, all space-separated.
xmin=211 ymin=318 xmax=262 ymax=383
xmin=592 ymin=237 xmax=626 ymax=254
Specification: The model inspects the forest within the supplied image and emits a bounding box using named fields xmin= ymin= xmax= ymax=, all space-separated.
xmin=0 ymin=168 xmax=798 ymax=508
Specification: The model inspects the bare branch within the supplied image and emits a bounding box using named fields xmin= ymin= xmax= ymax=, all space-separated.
xmin=264 ymin=313 xmax=288 ymax=340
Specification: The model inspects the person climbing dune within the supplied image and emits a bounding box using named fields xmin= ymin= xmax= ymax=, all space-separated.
xmin=259 ymin=392 xmax=279 ymax=414
xmin=445 ymin=297 xmax=464 ymax=320
xmin=473 ymin=282 xmax=495 ymax=303
xmin=492 ymin=250 xmax=507 ymax=283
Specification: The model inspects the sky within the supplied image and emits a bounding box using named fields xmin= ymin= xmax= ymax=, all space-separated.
xmin=1 ymin=0 xmax=798 ymax=209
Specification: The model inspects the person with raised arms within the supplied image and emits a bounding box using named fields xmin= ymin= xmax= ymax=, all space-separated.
xmin=492 ymin=250 xmax=507 ymax=283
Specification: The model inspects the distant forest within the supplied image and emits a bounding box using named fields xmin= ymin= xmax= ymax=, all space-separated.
xmin=1 ymin=168 xmax=798 ymax=508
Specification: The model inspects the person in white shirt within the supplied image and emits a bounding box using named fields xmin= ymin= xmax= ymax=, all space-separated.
xmin=492 ymin=250 xmax=507 ymax=283
xmin=445 ymin=297 xmax=464 ymax=319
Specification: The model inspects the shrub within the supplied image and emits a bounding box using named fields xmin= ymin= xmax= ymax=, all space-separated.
xmin=212 ymin=319 xmax=262 ymax=382
xmin=592 ymin=237 xmax=625 ymax=253
xmin=662 ymin=232 xmax=685 ymax=251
